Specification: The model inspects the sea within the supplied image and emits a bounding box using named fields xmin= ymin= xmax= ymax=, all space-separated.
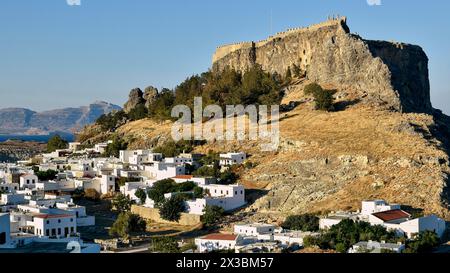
xmin=0 ymin=134 xmax=75 ymax=143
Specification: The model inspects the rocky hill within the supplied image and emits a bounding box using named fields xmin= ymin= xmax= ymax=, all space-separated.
xmin=0 ymin=101 xmax=121 ymax=135
xmin=213 ymin=16 xmax=431 ymax=114
xmin=78 ymin=17 xmax=450 ymax=220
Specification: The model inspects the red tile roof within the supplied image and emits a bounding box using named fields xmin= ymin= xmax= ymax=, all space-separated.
xmin=372 ymin=210 xmax=410 ymax=222
xmin=173 ymin=175 xmax=194 ymax=180
xmin=34 ymin=214 xmax=73 ymax=219
xmin=201 ymin=233 xmax=237 ymax=241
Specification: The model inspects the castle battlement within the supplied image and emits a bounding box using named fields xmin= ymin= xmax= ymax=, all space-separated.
xmin=213 ymin=16 xmax=347 ymax=63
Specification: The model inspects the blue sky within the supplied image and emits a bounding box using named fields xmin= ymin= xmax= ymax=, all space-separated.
xmin=0 ymin=0 xmax=449 ymax=114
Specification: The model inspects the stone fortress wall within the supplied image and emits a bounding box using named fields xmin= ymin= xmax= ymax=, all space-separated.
xmin=211 ymin=16 xmax=432 ymax=114
xmin=212 ymin=16 xmax=347 ymax=63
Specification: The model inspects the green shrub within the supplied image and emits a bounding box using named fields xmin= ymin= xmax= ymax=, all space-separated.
xmin=109 ymin=212 xmax=147 ymax=239
xmin=111 ymin=193 xmax=133 ymax=213
xmin=201 ymin=205 xmax=225 ymax=227
xmin=404 ymin=231 xmax=440 ymax=253
xmin=281 ymin=214 xmax=320 ymax=232
xmin=47 ymin=135 xmax=68 ymax=152
xmin=159 ymin=195 xmax=185 ymax=222
xmin=304 ymin=83 xmax=323 ymax=96
xmin=84 ymin=189 xmax=100 ymax=201
xmin=149 ymin=237 xmax=180 ymax=253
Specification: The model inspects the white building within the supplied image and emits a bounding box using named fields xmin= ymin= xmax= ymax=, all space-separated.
xmin=361 ymin=200 xmax=401 ymax=217
xmin=19 ymin=174 xmax=38 ymax=190
xmin=234 ymin=223 xmax=277 ymax=236
xmin=1 ymin=193 xmax=26 ymax=205
xmin=320 ymin=200 xmax=447 ymax=239
xmin=143 ymin=162 xmax=186 ymax=181
xmin=120 ymin=150 xmax=162 ymax=164
xmin=32 ymin=214 xmax=77 ymax=238
xmin=219 ymin=153 xmax=246 ymax=166
xmin=369 ymin=210 xmax=446 ymax=238
xmin=349 ymin=241 xmax=405 ymax=253
xmin=0 ymin=182 xmax=19 ymax=193
xmin=172 ymin=175 xmax=215 ymax=186
xmin=187 ymin=184 xmax=246 ymax=215
xmin=74 ymin=175 xmax=116 ymax=195
xmin=195 ymin=233 xmax=242 ymax=253
xmin=68 ymin=142 xmax=81 ymax=152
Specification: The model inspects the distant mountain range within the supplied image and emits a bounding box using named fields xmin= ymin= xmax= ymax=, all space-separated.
xmin=0 ymin=101 xmax=121 ymax=135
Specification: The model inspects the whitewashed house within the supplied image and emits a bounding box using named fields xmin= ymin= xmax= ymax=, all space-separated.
xmin=349 ymin=241 xmax=405 ymax=253
xmin=234 ymin=223 xmax=277 ymax=237
xmin=195 ymin=233 xmax=242 ymax=253
xmin=219 ymin=153 xmax=246 ymax=166
xmin=19 ymin=174 xmax=38 ymax=190
xmin=143 ymin=162 xmax=186 ymax=181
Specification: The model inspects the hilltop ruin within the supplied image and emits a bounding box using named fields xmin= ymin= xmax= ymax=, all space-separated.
xmin=212 ymin=16 xmax=432 ymax=114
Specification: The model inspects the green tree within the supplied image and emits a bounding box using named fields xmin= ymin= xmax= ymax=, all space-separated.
xmin=47 ymin=135 xmax=68 ymax=152
xmin=304 ymin=83 xmax=323 ymax=96
xmin=193 ymin=186 xmax=204 ymax=198
xmin=111 ymin=193 xmax=133 ymax=213
xmin=218 ymin=169 xmax=239 ymax=185
xmin=135 ymin=188 xmax=147 ymax=204
xmin=96 ymin=110 xmax=127 ymax=132
xmin=147 ymin=179 xmax=177 ymax=206
xmin=404 ymin=231 xmax=440 ymax=253
xmin=128 ymin=104 xmax=148 ymax=121
xmin=335 ymin=243 xmax=347 ymax=253
xmin=149 ymin=237 xmax=180 ymax=253
xmin=193 ymin=166 xmax=216 ymax=177
xmin=201 ymin=205 xmax=225 ymax=227
xmin=104 ymin=136 xmax=128 ymax=157
xmin=281 ymin=214 xmax=320 ymax=232
xmin=109 ymin=212 xmax=147 ymax=239
xmin=35 ymin=169 xmax=58 ymax=181
xmin=314 ymin=89 xmax=334 ymax=111
xmin=159 ymin=195 xmax=185 ymax=222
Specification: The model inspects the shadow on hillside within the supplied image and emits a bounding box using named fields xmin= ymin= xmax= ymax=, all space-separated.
xmin=401 ymin=205 xmax=425 ymax=218
xmin=333 ymin=99 xmax=361 ymax=112
xmin=245 ymin=189 xmax=270 ymax=206
xmin=430 ymin=109 xmax=450 ymax=208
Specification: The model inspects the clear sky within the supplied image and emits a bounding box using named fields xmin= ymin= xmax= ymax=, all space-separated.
xmin=0 ymin=0 xmax=449 ymax=114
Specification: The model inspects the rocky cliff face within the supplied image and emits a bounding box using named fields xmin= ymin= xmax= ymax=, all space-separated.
xmin=0 ymin=101 xmax=121 ymax=135
xmin=212 ymin=17 xmax=432 ymax=114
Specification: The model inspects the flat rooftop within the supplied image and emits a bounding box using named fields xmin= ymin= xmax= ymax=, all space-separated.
xmin=0 ymin=242 xmax=88 ymax=254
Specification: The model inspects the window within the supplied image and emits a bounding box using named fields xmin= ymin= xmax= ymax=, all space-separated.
xmin=58 ymin=228 xmax=61 ymax=235
xmin=0 ymin=232 xmax=6 ymax=244
xmin=58 ymin=219 xmax=61 ymax=223
xmin=46 ymin=220 xmax=50 ymax=224
xmin=70 ymin=218 xmax=74 ymax=222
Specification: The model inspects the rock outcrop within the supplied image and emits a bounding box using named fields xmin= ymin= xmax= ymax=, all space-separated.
xmin=212 ymin=17 xmax=431 ymax=113
xmin=144 ymin=86 xmax=159 ymax=108
xmin=123 ymin=88 xmax=145 ymax=113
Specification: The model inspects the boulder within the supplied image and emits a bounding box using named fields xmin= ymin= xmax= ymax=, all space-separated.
xmin=124 ymin=88 xmax=145 ymax=113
